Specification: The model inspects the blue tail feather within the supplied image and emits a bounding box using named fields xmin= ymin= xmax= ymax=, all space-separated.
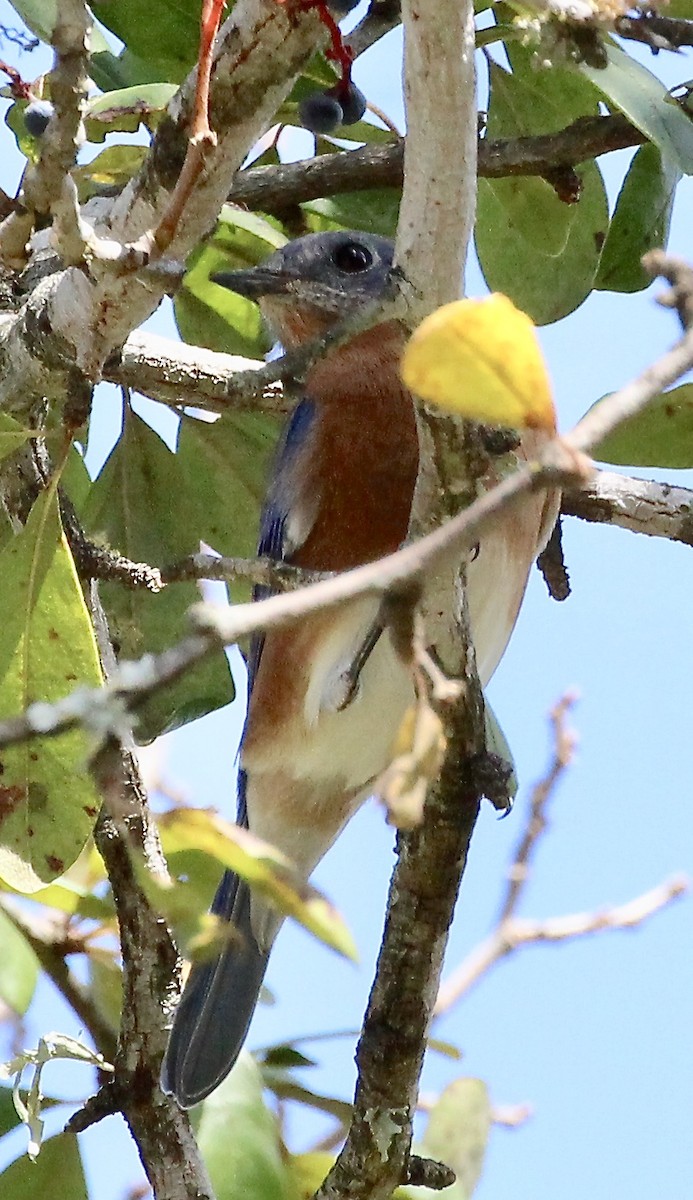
xmin=160 ymin=869 xmax=269 ymax=1108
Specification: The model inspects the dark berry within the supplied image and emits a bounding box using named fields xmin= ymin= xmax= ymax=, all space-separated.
xmin=23 ymin=99 xmax=54 ymax=138
xmin=326 ymin=0 xmax=361 ymax=15
xmin=298 ymin=91 xmax=343 ymax=135
xmin=331 ymin=82 xmax=366 ymax=126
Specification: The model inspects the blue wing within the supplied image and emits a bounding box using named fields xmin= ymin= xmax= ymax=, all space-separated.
xmin=161 ymin=398 xmax=318 ymax=1108
xmin=246 ymin=396 xmax=317 ymax=689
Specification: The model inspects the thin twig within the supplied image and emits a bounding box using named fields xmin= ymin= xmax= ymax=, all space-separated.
xmin=436 ymin=871 xmax=687 ymax=1012
xmin=433 ymin=694 xmax=688 ymax=1016
xmin=151 ymin=0 xmax=224 ymax=253
xmin=497 ymin=695 xmax=577 ymax=925
xmin=0 ymin=897 xmax=118 ymax=1061
xmin=162 ymin=552 xmax=330 ymax=590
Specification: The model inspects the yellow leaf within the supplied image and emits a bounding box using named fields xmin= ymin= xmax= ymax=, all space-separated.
xmin=155 ymin=808 xmax=358 ymax=962
xmin=380 ymin=701 xmax=447 ymax=829
xmin=401 ymin=293 xmax=557 ymax=432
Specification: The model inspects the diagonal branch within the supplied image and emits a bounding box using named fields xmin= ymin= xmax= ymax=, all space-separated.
xmin=434 ymin=874 xmax=688 ymax=1012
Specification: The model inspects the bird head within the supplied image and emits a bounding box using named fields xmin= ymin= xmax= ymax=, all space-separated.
xmin=211 ymin=230 xmax=395 ymax=347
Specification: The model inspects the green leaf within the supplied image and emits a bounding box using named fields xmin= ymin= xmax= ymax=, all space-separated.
xmin=84 ymin=83 xmax=178 ymax=142
xmin=195 ymin=1052 xmax=296 ymax=1200
xmin=0 ymin=491 xmax=102 ymax=893
xmin=475 ymin=58 xmax=608 ymax=324
xmin=0 ymin=1132 xmax=87 ymax=1197
xmin=592 ymin=383 xmax=693 ymax=468
xmin=157 ymin=808 xmax=358 ymax=961
xmin=60 ymin=446 xmax=92 ymax=513
xmin=287 ymin=1152 xmax=334 ymax=1199
xmin=0 ymin=909 xmax=38 ymax=1014
xmin=0 ymin=1085 xmax=61 ymax=1141
xmin=176 ymin=409 xmax=280 ymax=600
xmin=5 ymin=101 xmax=42 ymax=164
xmin=303 ymin=189 xmax=400 ymax=238
xmin=94 ymin=0 xmax=202 ymax=83
xmin=73 ymin=144 xmax=147 ymax=200
xmin=0 ymin=1083 xmax=20 ymax=1138
xmin=2 ymin=880 xmax=114 ymax=921
xmin=174 ymin=208 xmax=287 ymax=359
xmin=259 ymin=1045 xmax=317 ymax=1070
xmin=582 ymin=42 xmax=693 ymax=176
xmin=82 ymin=408 xmax=234 ymax=741
xmin=596 ymin=144 xmax=681 ymax=293
xmin=0 ymin=414 xmax=36 ymax=464
xmin=6 ymin=0 xmax=58 ymax=42
xmin=407 ymin=1079 xmax=491 ymax=1200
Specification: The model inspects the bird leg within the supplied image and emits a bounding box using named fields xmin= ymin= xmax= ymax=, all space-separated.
xmin=334 ymin=622 xmax=384 ymax=712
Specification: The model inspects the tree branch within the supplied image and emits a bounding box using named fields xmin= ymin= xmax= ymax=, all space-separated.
xmin=614 ymin=12 xmax=693 ymax=51
xmin=314 ymin=634 xmax=487 ymax=1200
xmin=395 ymin=0 xmax=476 ymax=310
xmin=563 ymin=470 xmax=693 ymax=546
xmin=106 ymin=330 xmax=286 ymax=415
xmin=72 ymin=741 xmax=215 ymax=1200
xmin=0 ymin=0 xmax=90 ymax=268
xmin=226 ymin=115 xmax=645 ymax=214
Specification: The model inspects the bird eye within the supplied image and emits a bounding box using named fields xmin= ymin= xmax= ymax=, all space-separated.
xmin=332 ymin=242 xmax=373 ymax=273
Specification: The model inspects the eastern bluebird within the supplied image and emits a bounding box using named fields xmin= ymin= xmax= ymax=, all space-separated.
xmin=161 ymin=231 xmax=557 ymax=1107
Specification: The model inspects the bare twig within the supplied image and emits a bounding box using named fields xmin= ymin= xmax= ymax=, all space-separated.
xmin=106 ymin=330 xmax=284 ymax=415
xmin=498 ymin=695 xmax=577 ymax=925
xmin=644 ymin=250 xmax=693 ymax=331
xmin=395 ymin=0 xmax=476 ymax=311
xmin=491 ymin=1103 xmax=533 ymax=1128
xmin=347 ymin=0 xmax=401 ymax=58
xmin=433 ymin=694 xmax=688 ymax=1016
xmin=151 ymin=0 xmax=225 ymax=254
xmin=436 ymin=859 xmax=687 ymax=1012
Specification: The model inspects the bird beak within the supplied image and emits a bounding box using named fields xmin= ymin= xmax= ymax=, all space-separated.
xmin=211 ymin=266 xmax=294 ymax=299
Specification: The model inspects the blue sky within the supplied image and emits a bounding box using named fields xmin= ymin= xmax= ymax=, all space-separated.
xmin=0 ymin=4 xmax=691 ymax=1199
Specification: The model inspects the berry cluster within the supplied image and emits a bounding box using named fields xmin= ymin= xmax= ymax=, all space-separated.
xmin=298 ymin=81 xmax=366 ymax=134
